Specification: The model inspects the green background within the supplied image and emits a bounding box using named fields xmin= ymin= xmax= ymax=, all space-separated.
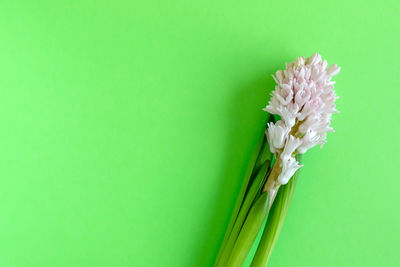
xmin=0 ymin=0 xmax=399 ymax=266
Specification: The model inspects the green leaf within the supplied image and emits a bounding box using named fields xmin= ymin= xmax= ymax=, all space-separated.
xmin=250 ymin=155 xmax=302 ymax=267
xmin=217 ymin=160 xmax=271 ymax=266
xmin=214 ymin=131 xmax=266 ymax=266
xmin=254 ymin=117 xmax=274 ymax=173
xmin=226 ymin=192 xmax=271 ymax=267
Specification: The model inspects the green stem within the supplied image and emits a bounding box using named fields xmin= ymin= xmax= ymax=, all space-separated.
xmin=254 ymin=135 xmax=272 ymax=172
xmin=217 ymin=160 xmax=271 ymax=266
xmin=250 ymin=156 xmax=301 ymax=267
xmin=226 ymin=192 xmax=271 ymax=267
xmin=214 ymin=131 xmax=265 ymax=266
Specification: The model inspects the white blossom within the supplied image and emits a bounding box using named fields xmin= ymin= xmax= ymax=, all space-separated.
xmin=264 ymin=53 xmax=340 ymax=184
xmin=265 ymin=121 xmax=290 ymax=153
xmin=297 ymin=130 xmax=323 ymax=154
xmin=278 ymin=157 xmax=303 ymax=185
xmin=280 ymin=135 xmax=302 ymax=162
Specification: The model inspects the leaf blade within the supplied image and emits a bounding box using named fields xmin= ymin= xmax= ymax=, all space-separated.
xmin=226 ymin=192 xmax=271 ymax=267
xmin=250 ymin=156 xmax=301 ymax=267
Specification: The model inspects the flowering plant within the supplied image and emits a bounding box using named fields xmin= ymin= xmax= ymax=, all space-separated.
xmin=215 ymin=54 xmax=340 ymax=267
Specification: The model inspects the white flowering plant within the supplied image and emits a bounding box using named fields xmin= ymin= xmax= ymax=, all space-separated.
xmin=214 ymin=54 xmax=340 ymax=267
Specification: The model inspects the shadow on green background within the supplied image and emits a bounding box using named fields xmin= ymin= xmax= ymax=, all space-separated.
xmin=192 ymin=75 xmax=276 ymax=267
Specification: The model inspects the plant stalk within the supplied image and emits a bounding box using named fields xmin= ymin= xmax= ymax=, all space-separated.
xmin=214 ymin=131 xmax=265 ymax=266
xmin=250 ymin=157 xmax=301 ymax=267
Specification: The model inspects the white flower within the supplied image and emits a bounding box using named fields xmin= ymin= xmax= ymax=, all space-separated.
xmin=278 ymin=157 xmax=303 ymax=184
xmin=297 ymin=130 xmax=322 ymax=154
xmin=263 ymin=53 xmax=340 ymax=184
xmin=277 ymin=106 xmax=297 ymax=127
xmin=266 ymin=121 xmax=290 ymax=153
xmin=280 ymin=135 xmax=302 ymax=162
xmin=294 ymin=89 xmax=311 ymax=108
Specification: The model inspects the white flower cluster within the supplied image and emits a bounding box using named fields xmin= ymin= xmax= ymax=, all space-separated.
xmin=264 ymin=53 xmax=340 ymax=184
